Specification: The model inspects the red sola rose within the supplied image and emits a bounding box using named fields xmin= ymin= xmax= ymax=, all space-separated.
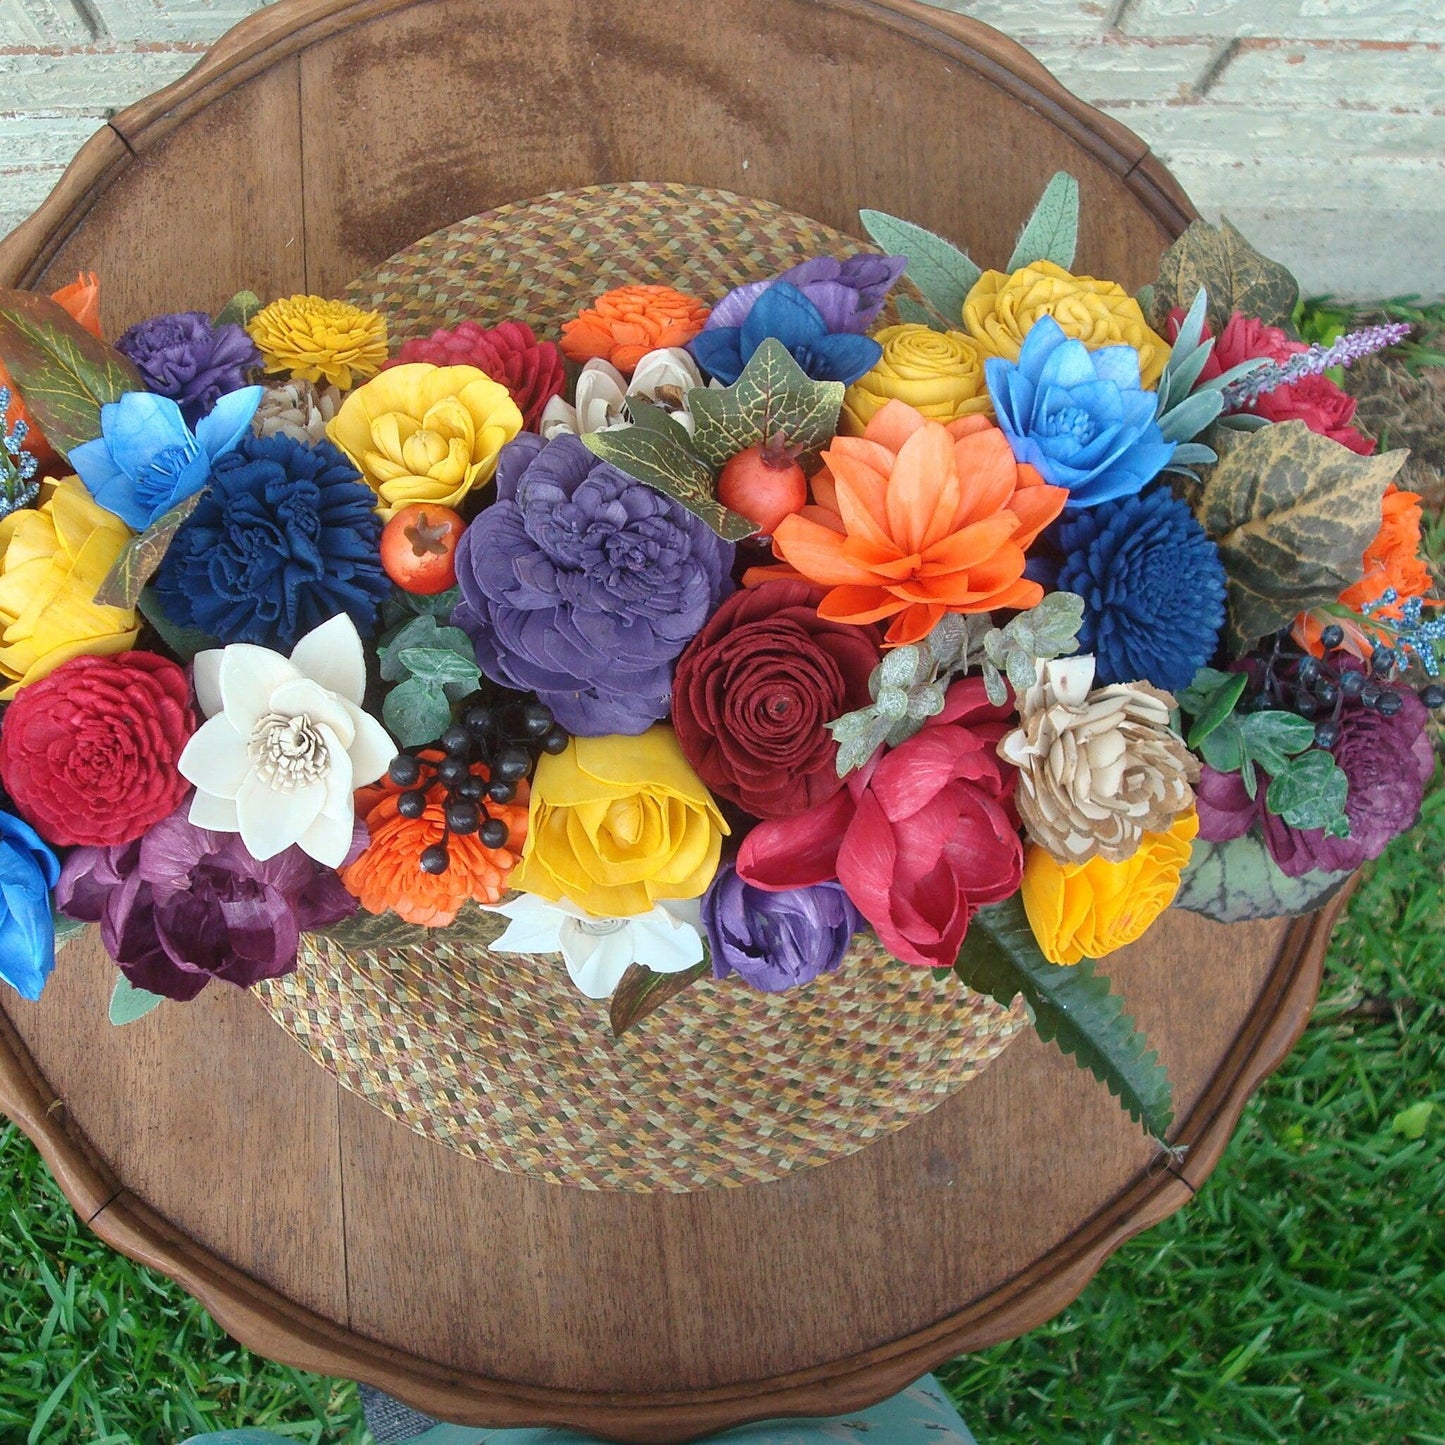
xmin=0 ymin=651 xmax=193 ymax=847
xmin=672 ymin=580 xmax=881 ymax=819
xmin=736 ymin=678 xmax=1022 ymax=969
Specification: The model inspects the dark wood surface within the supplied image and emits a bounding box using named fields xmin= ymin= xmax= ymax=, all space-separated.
xmin=0 ymin=4 xmax=1338 ymax=1441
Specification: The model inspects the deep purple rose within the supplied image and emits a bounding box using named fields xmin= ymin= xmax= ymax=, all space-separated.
xmin=705 ymin=253 xmax=907 ymax=335
xmin=116 ymin=310 xmax=262 ymax=428
xmin=702 ymin=861 xmax=863 ymax=994
xmin=451 ymin=433 xmax=734 ymax=735
xmin=55 ymin=806 xmax=359 ymax=1001
xmin=1196 ymin=687 xmax=1434 ymax=877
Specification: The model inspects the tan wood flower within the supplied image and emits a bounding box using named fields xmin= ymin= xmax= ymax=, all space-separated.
xmin=252 ymin=379 xmax=342 ymax=446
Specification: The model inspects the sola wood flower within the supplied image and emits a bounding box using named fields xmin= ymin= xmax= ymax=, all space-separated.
xmin=762 ymin=398 xmax=1068 ymax=647
xmin=178 ymin=614 xmax=397 ymax=866
xmin=540 ymin=349 xmax=705 ymax=439
xmin=248 ymin=295 xmax=388 ymax=391
xmin=560 ymin=284 xmax=710 ymax=375
xmin=252 ymin=378 xmax=342 ymax=446
xmin=998 ymin=655 xmax=1197 ymax=866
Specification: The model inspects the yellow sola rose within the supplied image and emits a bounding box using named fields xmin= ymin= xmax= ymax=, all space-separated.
xmin=0 ymin=476 xmax=139 ymax=698
xmin=1020 ymin=810 xmax=1199 ymax=965
xmin=248 ymin=294 xmax=388 ymax=391
xmin=963 ymin=259 xmax=1169 ymax=388
xmin=327 ymin=362 xmax=523 ymax=519
xmin=841 ymin=323 xmax=990 ymax=434
xmin=513 ymin=728 xmax=728 ymax=918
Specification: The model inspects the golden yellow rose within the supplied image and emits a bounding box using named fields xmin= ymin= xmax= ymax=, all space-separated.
xmin=326 ymin=363 xmax=523 ymax=518
xmin=0 ymin=476 xmax=139 ymax=699
xmin=513 ymin=728 xmax=728 ymax=918
xmin=963 ymin=259 xmax=1169 ymax=388
xmin=1021 ymin=810 xmax=1199 ymax=965
xmin=248 ymin=294 xmax=389 ymax=391
xmin=841 ymin=323 xmax=991 ymax=434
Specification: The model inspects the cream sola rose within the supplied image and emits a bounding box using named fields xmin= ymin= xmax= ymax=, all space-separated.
xmin=539 ymin=348 xmax=707 ymax=438
xmin=178 ymin=614 xmax=397 ymax=866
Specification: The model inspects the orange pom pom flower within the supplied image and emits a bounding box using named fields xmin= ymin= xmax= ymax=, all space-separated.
xmin=761 ymin=399 xmax=1069 ymax=647
xmin=342 ymin=750 xmax=529 ymax=927
xmin=560 ymin=285 xmax=710 ymax=375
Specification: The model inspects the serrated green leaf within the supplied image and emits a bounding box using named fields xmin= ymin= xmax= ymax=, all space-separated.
xmin=0 ymin=289 xmax=144 ymax=459
xmin=610 ymin=960 xmax=710 ymax=1037
xmin=954 ymin=896 xmax=1174 ymax=1139
xmin=396 ymin=645 xmax=480 ymax=690
xmin=92 ymin=487 xmax=207 ymax=608
xmin=858 ymin=209 xmax=981 ymax=323
xmin=1182 ymin=668 xmax=1247 ymax=747
xmin=582 ymin=426 xmax=756 ymax=542
xmin=214 ymin=290 xmax=263 ymax=330
xmin=1265 ymin=748 xmax=1349 ymax=832
xmin=687 ymin=338 xmax=844 ymax=473
xmin=1007 ymin=171 xmax=1080 ymax=271
xmin=109 ymin=975 xmax=164 ymax=1026
xmin=382 ymin=675 xmax=452 ymax=748
xmin=894 ymin=296 xmax=950 ymax=332
xmin=137 ymin=586 xmax=219 ymax=662
xmin=381 ymin=583 xmax=461 ymax=633
xmin=1150 ymin=219 xmax=1300 ymax=334
xmin=1173 ymin=831 xmax=1350 ymax=922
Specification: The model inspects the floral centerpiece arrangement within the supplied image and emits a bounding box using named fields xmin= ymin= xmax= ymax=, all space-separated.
xmin=0 ymin=174 xmax=1435 ymax=1137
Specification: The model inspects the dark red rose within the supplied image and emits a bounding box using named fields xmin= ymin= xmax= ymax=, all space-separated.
xmin=387 ymin=320 xmax=565 ymax=430
xmin=0 ymin=651 xmax=194 ymax=847
xmin=672 ymin=580 xmax=881 ymax=819
xmin=737 ymin=679 xmax=1022 ymax=969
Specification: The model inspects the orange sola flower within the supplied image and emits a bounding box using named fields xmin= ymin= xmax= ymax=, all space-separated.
xmin=1337 ymin=483 xmax=1432 ymax=620
xmin=560 ymin=284 xmax=710 ymax=375
xmin=759 ymin=399 xmax=1069 ymax=646
xmin=341 ymin=750 xmax=529 ymax=927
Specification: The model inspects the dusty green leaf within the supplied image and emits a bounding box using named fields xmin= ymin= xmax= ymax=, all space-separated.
xmin=894 ymin=296 xmax=950 ymax=332
xmin=53 ymin=911 xmax=88 ymax=954
xmin=1007 ymin=171 xmax=1080 ymax=271
xmin=610 ymin=960 xmax=710 ymax=1038
xmin=1151 ymin=219 xmax=1300 ymax=334
xmin=1173 ymin=831 xmax=1350 ymax=923
xmin=687 ymin=338 xmax=844 ymax=472
xmin=1196 ymin=420 xmax=1406 ymax=653
xmin=582 ymin=426 xmax=756 ymax=542
xmin=109 ymin=975 xmax=165 ymax=1026
xmin=214 ymin=290 xmax=263 ymax=330
xmin=1265 ymin=748 xmax=1349 ymax=834
xmin=858 ymin=209 xmax=981 ymax=322
xmin=1237 ymin=709 xmax=1316 ymax=775
xmin=0 ymin=289 xmax=143 ymax=459
xmin=92 ymin=488 xmax=207 ymax=609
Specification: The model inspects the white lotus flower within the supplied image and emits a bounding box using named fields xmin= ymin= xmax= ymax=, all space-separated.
xmin=488 ymin=893 xmax=705 ymax=1000
xmin=539 ymin=349 xmax=708 ymax=440
xmin=178 ymin=614 xmax=397 ymax=867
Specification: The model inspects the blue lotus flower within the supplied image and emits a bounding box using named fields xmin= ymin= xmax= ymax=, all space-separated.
xmin=0 ymin=810 xmax=61 ymax=1002
xmin=69 ymin=385 xmax=263 ymax=531
xmin=986 ymin=315 xmax=1174 ymax=508
xmin=689 ymin=281 xmax=882 ymax=386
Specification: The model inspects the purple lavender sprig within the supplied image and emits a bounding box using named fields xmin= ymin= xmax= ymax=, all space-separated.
xmin=0 ymin=384 xmax=40 ymax=519
xmin=1220 ymin=322 xmax=1412 ymax=410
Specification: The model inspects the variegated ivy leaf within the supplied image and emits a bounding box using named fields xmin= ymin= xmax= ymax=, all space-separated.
xmin=92 ymin=488 xmax=207 ymax=608
xmin=1150 ymin=219 xmax=1300 ymax=335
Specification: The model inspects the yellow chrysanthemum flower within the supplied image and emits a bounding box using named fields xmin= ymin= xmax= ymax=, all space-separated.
xmin=248 ymin=294 xmax=389 ymax=391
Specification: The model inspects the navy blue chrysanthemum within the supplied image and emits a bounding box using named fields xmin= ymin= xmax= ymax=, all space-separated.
xmin=155 ymin=433 xmax=389 ymax=651
xmin=1044 ymin=486 xmax=1226 ymax=692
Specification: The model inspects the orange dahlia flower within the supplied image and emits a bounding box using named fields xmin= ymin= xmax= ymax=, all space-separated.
xmin=560 ymin=284 xmax=710 ymax=375
xmin=1337 ymin=483 xmax=1432 ymax=620
xmin=341 ymin=751 xmax=529 ymax=927
xmin=757 ymin=399 xmax=1069 ymax=647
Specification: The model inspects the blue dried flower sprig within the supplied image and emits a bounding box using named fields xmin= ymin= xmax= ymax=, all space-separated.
xmin=1362 ymin=589 xmax=1445 ymax=678
xmin=0 ymin=384 xmax=41 ymax=519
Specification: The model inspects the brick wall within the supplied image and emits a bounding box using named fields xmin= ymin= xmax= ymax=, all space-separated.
xmin=2 ymin=0 xmax=1441 ymax=298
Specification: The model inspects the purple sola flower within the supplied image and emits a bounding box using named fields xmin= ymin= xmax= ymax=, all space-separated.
xmin=55 ymin=805 xmax=360 ymax=1001
xmin=704 ymin=253 xmax=907 ymax=336
xmin=117 ymin=310 xmax=262 ymax=429
xmin=451 ymin=433 xmax=734 ymax=736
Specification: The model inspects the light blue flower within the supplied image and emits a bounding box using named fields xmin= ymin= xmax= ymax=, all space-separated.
xmin=0 ymin=810 xmax=61 ymax=1002
xmin=986 ymin=315 xmax=1175 ymax=508
xmin=69 ymin=385 xmax=263 ymax=531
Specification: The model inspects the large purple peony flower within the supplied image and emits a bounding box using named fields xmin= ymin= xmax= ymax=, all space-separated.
xmin=54 ymin=805 xmax=359 ymax=1000
xmin=702 ymin=861 xmax=863 ymax=994
xmin=704 ymin=253 xmax=907 ymax=336
xmin=451 ymin=433 xmax=734 ymax=735
xmin=1196 ymin=687 xmax=1434 ymax=877
xmin=116 ymin=310 xmax=261 ymax=429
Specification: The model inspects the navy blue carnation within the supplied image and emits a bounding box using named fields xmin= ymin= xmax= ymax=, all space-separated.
xmin=154 ymin=434 xmax=389 ymax=651
xmin=1043 ymin=486 xmax=1226 ymax=691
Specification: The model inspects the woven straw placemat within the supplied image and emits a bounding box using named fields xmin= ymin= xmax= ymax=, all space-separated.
xmin=254 ymin=183 xmax=1027 ymax=1192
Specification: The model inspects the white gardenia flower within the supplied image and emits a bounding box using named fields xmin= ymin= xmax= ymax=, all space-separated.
xmin=178 ymin=613 xmax=398 ymax=867
xmin=488 ymin=893 xmax=705 ymax=1000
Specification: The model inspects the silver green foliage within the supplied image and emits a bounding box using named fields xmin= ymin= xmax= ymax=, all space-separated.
xmin=1006 ymin=172 xmax=1080 ymax=272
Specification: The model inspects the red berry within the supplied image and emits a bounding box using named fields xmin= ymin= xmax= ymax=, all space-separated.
xmin=717 ymin=442 xmax=808 ymax=535
xmin=380 ymin=504 xmax=466 ymax=594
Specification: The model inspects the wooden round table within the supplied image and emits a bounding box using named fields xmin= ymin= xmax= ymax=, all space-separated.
xmin=0 ymin=3 xmax=1344 ymax=1440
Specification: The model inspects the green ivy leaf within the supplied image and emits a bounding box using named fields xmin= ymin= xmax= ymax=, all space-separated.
xmin=1007 ymin=171 xmax=1080 ymax=271
xmin=954 ymin=897 xmax=1174 ymax=1139
xmin=92 ymin=488 xmax=208 ymax=609
xmin=1237 ymin=709 xmax=1317 ymax=775
xmin=687 ymin=338 xmax=845 ymax=473
xmin=382 ymin=675 xmax=453 ymax=748
xmin=1265 ymin=748 xmax=1350 ymax=834
xmin=1173 ymin=832 xmax=1350 ymax=923
xmin=1150 ymin=219 xmax=1300 ymax=334
xmin=1199 ymin=715 xmax=1245 ymax=775
xmin=858 ymin=209 xmax=981 ymax=323
xmin=1197 ymin=421 xmax=1407 ymax=653
xmin=582 ymin=427 xmax=756 ymax=542
xmin=396 ymin=645 xmax=480 ymax=692
xmin=0 ymin=289 xmax=144 ymax=459
xmin=378 ymin=613 xmax=474 ymax=681
xmin=214 ymin=290 xmax=263 ymax=331
xmin=380 ymin=584 xmax=461 ymax=634
xmin=610 ymin=959 xmax=711 ymax=1037
xmin=109 ymin=974 xmax=165 ymax=1026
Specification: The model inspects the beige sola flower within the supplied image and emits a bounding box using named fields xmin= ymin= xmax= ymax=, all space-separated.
xmin=327 ymin=362 xmax=523 ymax=518
xmin=998 ymin=655 xmax=1197 ymax=865
xmin=248 ymin=295 xmax=388 ymax=391
xmin=251 ymin=379 xmax=342 ymax=446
